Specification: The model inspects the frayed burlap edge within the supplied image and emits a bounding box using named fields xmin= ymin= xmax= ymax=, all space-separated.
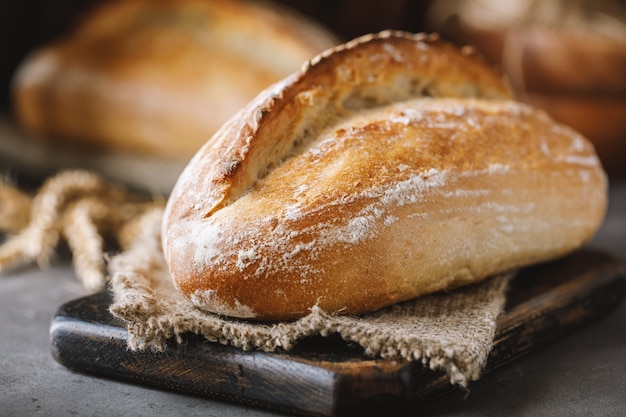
xmin=108 ymin=208 xmax=511 ymax=387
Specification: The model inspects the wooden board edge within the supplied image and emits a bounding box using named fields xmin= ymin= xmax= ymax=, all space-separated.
xmin=49 ymin=249 xmax=626 ymax=417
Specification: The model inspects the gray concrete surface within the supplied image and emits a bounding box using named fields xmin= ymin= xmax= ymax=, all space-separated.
xmin=1 ymin=179 xmax=625 ymax=417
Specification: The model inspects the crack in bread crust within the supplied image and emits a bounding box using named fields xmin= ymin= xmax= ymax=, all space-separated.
xmin=168 ymin=31 xmax=514 ymax=221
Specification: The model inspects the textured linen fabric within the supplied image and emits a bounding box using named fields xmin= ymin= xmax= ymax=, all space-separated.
xmin=108 ymin=208 xmax=511 ymax=387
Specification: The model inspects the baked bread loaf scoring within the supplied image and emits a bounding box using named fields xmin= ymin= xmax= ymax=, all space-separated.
xmin=12 ymin=0 xmax=338 ymax=159
xmin=163 ymin=31 xmax=608 ymax=321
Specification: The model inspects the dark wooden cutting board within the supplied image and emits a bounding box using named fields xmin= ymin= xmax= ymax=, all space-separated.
xmin=50 ymin=249 xmax=624 ymax=417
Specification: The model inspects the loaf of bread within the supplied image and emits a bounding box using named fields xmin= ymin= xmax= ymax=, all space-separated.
xmin=12 ymin=0 xmax=338 ymax=160
xmin=162 ymin=31 xmax=608 ymax=321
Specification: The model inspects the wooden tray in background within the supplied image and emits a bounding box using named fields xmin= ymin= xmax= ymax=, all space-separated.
xmin=50 ymin=249 xmax=625 ymax=417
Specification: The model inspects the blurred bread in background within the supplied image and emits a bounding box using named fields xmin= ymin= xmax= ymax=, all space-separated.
xmin=10 ymin=0 xmax=339 ymax=160
xmin=427 ymin=0 xmax=626 ymax=176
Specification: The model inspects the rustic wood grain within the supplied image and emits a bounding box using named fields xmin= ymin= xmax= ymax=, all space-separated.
xmin=50 ymin=249 xmax=625 ymax=417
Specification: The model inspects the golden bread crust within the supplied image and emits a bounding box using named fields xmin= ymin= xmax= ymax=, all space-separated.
xmin=163 ymin=31 xmax=607 ymax=320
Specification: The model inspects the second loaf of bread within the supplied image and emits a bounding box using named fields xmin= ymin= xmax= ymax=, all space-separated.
xmin=162 ymin=31 xmax=608 ymax=321
xmin=12 ymin=0 xmax=338 ymax=160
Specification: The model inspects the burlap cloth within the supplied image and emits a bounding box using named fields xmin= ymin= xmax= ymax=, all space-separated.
xmin=108 ymin=209 xmax=512 ymax=388
xmin=0 ymin=171 xmax=512 ymax=388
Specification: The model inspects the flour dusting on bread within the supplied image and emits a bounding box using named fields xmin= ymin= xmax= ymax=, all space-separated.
xmin=163 ymin=31 xmax=607 ymax=321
